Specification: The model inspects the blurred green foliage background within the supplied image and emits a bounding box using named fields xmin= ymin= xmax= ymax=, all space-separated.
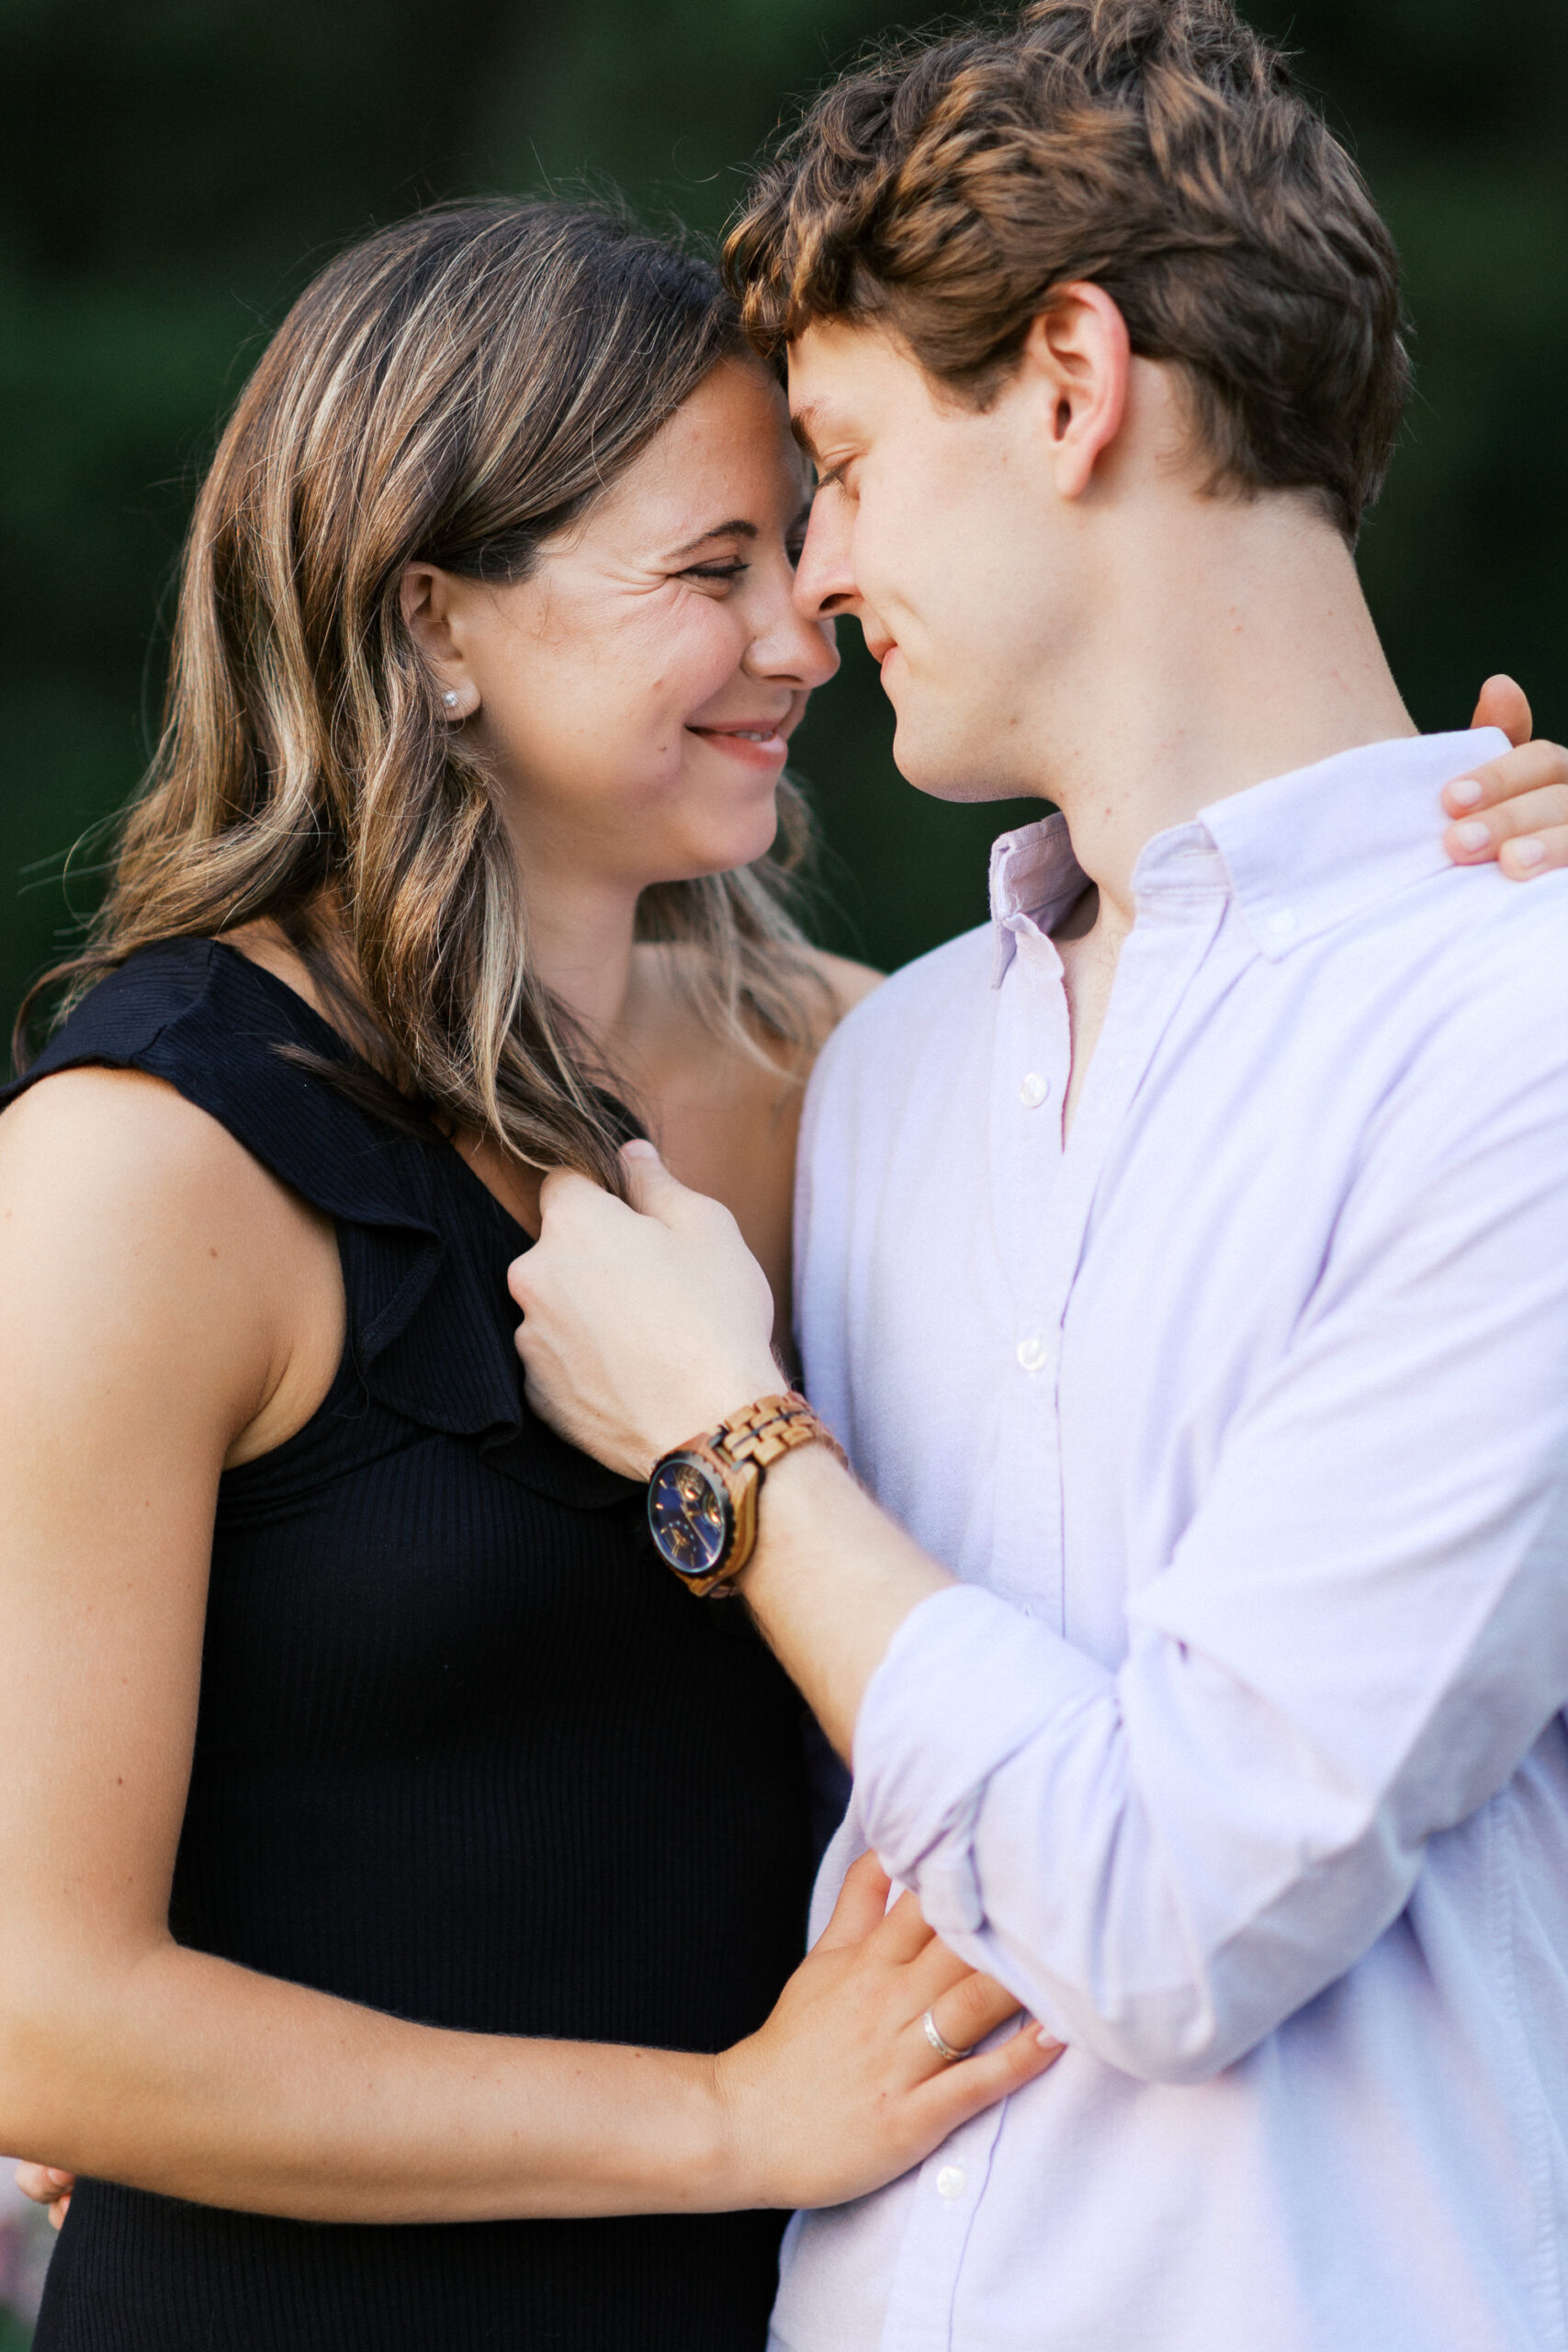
xmin=1 ymin=0 xmax=1563 ymax=1043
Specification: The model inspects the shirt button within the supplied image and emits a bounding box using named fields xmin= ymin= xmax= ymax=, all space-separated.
xmin=935 ymin=2164 xmax=967 ymax=2201
xmin=1020 ymin=1070 xmax=1049 ymax=1108
xmin=1016 ymin=1334 xmax=1048 ymax=1374
xmin=1267 ymin=909 xmax=1297 ymax=938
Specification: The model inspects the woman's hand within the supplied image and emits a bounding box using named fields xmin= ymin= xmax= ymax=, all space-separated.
xmin=13 ymin=2161 xmax=73 ymax=2230
xmin=1447 ymin=677 xmax=1568 ymax=878
xmin=712 ymin=1849 xmax=1063 ymax=2211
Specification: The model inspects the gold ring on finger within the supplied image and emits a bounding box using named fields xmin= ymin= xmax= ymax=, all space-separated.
xmin=921 ymin=2007 xmax=972 ymax=2064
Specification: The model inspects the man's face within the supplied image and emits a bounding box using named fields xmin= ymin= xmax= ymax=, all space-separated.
xmin=789 ymin=318 xmax=1077 ymax=805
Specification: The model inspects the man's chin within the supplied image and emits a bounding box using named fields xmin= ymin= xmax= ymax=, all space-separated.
xmin=891 ymin=718 xmax=1033 ymax=808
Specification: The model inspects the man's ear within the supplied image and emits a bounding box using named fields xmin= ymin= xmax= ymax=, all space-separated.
xmin=1021 ymin=283 xmax=1132 ymax=502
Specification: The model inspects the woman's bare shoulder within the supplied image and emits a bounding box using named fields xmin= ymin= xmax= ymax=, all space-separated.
xmin=0 ymin=1066 xmax=341 ymax=1461
xmin=800 ymin=948 xmax=884 ymax=1035
xmin=0 ymin=1064 xmax=328 ymax=1332
xmin=3 ymin=1062 xmax=288 ymax=1224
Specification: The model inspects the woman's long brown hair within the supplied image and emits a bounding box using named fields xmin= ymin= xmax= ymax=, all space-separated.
xmin=16 ymin=200 xmax=826 ymax=1189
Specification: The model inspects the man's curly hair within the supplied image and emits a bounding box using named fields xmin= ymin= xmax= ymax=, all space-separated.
xmin=725 ymin=0 xmax=1409 ymax=541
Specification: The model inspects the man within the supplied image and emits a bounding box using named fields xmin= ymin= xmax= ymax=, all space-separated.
xmin=512 ymin=4 xmax=1568 ymax=2346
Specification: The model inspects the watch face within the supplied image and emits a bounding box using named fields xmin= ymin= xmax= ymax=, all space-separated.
xmin=648 ymin=1453 xmax=732 ymax=1580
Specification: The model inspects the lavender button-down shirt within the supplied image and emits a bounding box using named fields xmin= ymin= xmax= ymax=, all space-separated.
xmin=775 ymin=729 xmax=1568 ymax=2352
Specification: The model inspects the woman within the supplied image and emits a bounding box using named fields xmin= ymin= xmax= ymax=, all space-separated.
xmin=2 ymin=197 xmax=1562 ymax=2349
xmin=0 ymin=201 xmax=1056 ymax=2352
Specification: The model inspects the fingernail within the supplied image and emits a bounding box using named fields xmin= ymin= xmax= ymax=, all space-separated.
xmin=1511 ymin=837 xmax=1546 ymax=869
xmin=1454 ymin=820 xmax=1491 ymax=853
xmin=1035 ymin=2024 xmax=1064 ymax=2050
xmin=1447 ymin=776 xmax=1483 ymax=809
xmin=621 ymin=1138 xmax=660 ymax=1160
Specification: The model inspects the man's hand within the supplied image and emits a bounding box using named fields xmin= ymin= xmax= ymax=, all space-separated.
xmin=509 ymin=1142 xmax=784 ymax=1476
xmin=512 ymin=1142 xmax=954 ymax=1754
xmin=1447 ymin=676 xmax=1568 ymax=878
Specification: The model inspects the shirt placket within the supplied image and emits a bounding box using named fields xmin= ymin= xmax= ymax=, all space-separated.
xmin=879 ymin=2097 xmax=1010 ymax=2352
xmin=878 ymin=854 xmax=1228 ymax=2352
xmin=988 ymin=918 xmax=1073 ymax=1617
xmin=995 ymin=862 xmax=1228 ymax=1630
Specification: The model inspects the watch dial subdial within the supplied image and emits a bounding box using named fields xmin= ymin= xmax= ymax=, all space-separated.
xmin=649 ymin=1457 xmax=730 ymax=1577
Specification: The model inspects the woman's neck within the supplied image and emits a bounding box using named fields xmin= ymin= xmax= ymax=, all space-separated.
xmin=521 ymin=876 xmax=642 ymax=1047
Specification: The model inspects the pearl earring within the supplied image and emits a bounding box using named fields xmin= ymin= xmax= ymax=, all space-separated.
xmin=442 ymin=690 xmax=459 ymax=710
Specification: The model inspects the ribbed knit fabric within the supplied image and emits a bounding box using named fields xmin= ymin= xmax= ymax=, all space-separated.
xmin=4 ymin=940 xmax=815 ymax=2352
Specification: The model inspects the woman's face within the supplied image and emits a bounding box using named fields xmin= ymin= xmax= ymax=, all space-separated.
xmin=412 ymin=358 xmax=839 ymax=902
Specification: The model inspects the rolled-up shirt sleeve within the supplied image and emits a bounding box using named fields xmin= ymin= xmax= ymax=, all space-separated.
xmin=853 ymin=981 xmax=1568 ymax=2085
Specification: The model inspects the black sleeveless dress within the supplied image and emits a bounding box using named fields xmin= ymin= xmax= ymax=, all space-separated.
xmin=4 ymin=939 xmax=817 ymax=2352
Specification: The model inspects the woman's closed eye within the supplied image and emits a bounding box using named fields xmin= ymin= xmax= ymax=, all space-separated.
xmin=682 ymin=559 xmax=750 ymax=587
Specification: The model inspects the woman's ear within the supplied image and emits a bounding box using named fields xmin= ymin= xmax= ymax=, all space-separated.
xmin=1021 ymin=283 xmax=1132 ymax=503
xmin=399 ymin=561 xmax=479 ymax=720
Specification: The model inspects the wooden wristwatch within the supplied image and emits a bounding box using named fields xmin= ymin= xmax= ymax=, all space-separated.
xmin=646 ymin=1391 xmax=847 ymax=1597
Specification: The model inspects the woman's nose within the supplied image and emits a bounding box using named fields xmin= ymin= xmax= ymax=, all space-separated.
xmin=789 ymin=606 xmax=841 ymax=689
xmin=748 ymin=576 xmax=840 ymax=690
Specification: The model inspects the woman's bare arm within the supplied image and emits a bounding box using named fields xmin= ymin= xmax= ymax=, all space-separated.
xmin=0 ymin=1068 xmax=1054 ymax=2225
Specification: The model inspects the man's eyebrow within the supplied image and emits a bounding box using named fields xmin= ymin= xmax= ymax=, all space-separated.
xmin=790 ymin=405 xmax=824 ymax=460
xmin=670 ymin=518 xmax=758 ymax=558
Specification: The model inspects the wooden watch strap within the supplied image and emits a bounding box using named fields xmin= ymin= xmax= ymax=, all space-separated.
xmin=712 ymin=1391 xmax=849 ymax=1473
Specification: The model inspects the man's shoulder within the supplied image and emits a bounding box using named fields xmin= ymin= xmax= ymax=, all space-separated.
xmin=1457 ymin=869 xmax=1568 ymax=1098
xmin=1329 ymin=863 xmax=1568 ymax=1139
xmin=1453 ymin=858 xmax=1568 ymax=958
xmin=1393 ymin=863 xmax=1568 ymax=1038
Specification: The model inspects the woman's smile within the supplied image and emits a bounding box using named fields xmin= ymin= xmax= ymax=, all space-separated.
xmin=686 ymin=718 xmax=790 ymax=768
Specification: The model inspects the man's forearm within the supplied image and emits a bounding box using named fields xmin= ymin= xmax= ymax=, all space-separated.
xmin=735 ymin=1445 xmax=953 ymax=1759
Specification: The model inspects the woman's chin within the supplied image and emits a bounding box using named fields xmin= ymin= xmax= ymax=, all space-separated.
xmin=661 ymin=789 xmax=784 ymax=880
xmin=642 ymin=820 xmax=782 ymax=888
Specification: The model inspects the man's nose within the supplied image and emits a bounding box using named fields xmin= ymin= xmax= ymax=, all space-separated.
xmin=793 ymin=497 xmax=857 ymax=624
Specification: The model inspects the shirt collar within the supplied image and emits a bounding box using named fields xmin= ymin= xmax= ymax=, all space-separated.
xmin=987 ymin=729 xmax=1509 ymax=980
xmin=988 ymin=813 xmax=1089 ymax=982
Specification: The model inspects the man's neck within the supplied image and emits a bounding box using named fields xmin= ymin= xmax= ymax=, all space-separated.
xmin=1033 ymin=491 xmax=1415 ymax=1137
xmin=1041 ymin=496 xmax=1416 ymax=928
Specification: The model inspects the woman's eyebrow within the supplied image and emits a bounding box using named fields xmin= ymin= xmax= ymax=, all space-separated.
xmin=670 ymin=518 xmax=759 ymax=557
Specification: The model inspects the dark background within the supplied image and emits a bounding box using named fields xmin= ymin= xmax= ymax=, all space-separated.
xmin=2 ymin=0 xmax=1563 ymax=1039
